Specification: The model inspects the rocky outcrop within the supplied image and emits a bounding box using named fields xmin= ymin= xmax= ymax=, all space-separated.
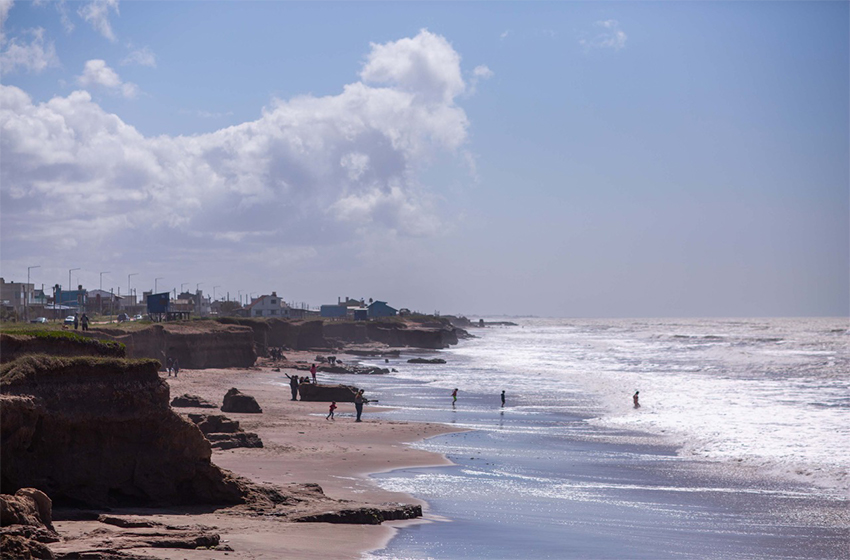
xmin=0 ymin=332 xmax=125 ymax=364
xmin=0 ymin=356 xmax=245 ymax=507
xmin=220 ymin=388 xmax=262 ymax=413
xmin=297 ymin=383 xmax=359 ymax=402
xmin=90 ymin=322 xmax=256 ymax=369
xmin=292 ymin=503 xmax=422 ymax=525
xmin=186 ymin=414 xmax=263 ymax=450
xmin=407 ymin=357 xmax=447 ymax=364
xmin=0 ymin=488 xmax=60 ymax=560
xmin=218 ymin=318 xmax=330 ymax=355
xmin=170 ymin=394 xmax=217 ymax=408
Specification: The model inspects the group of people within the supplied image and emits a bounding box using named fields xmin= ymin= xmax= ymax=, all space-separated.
xmin=69 ymin=313 xmax=90 ymax=331
xmin=165 ymin=357 xmax=180 ymax=377
xmin=269 ymin=347 xmax=286 ymax=361
xmin=325 ymin=389 xmax=367 ymax=422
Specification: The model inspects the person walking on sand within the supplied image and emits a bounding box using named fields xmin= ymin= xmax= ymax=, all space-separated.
xmin=166 ymin=357 xmax=173 ymax=377
xmin=501 ymin=390 xmax=506 ymax=407
xmin=354 ymin=390 xmax=366 ymax=422
xmin=285 ymin=373 xmax=300 ymax=401
xmin=80 ymin=313 xmax=89 ymax=331
xmin=173 ymin=358 xmax=179 ymax=377
xmin=326 ymin=401 xmax=337 ymax=420
xmin=633 ymin=391 xmax=640 ymax=409
xmin=73 ymin=314 xmax=79 ymax=330
xmin=452 ymin=388 xmax=458 ymax=406
xmin=310 ymin=363 xmax=317 ymax=384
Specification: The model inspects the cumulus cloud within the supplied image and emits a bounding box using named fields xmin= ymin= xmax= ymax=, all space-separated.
xmin=580 ymin=19 xmax=627 ymax=51
xmin=78 ymin=0 xmax=119 ymax=42
xmin=121 ymin=45 xmax=155 ymax=67
xmin=0 ymin=27 xmax=59 ymax=75
xmin=76 ymin=59 xmax=138 ymax=98
xmin=1 ymin=30 xmax=477 ymax=272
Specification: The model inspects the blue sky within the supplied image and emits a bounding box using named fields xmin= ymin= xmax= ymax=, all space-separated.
xmin=1 ymin=1 xmax=847 ymax=317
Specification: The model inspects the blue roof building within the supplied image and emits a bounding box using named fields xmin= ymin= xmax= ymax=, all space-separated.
xmin=368 ymin=300 xmax=397 ymax=318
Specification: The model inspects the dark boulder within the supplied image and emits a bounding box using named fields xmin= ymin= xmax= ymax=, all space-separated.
xmin=170 ymin=393 xmax=217 ymax=408
xmin=407 ymin=357 xmax=447 ymax=364
xmin=220 ymin=388 xmax=262 ymax=413
xmin=186 ymin=413 xmax=263 ymax=450
xmin=297 ymin=383 xmax=359 ymax=402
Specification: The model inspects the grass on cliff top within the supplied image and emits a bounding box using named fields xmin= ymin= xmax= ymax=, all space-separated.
xmin=1 ymin=354 xmax=161 ymax=385
xmin=1 ymin=327 xmax=126 ymax=352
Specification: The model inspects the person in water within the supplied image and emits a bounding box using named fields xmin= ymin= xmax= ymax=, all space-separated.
xmin=501 ymin=390 xmax=506 ymax=407
xmin=633 ymin=391 xmax=640 ymax=408
xmin=452 ymin=388 xmax=458 ymax=406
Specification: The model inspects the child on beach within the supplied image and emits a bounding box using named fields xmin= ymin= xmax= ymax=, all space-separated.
xmin=326 ymin=401 xmax=337 ymax=420
xmin=633 ymin=391 xmax=640 ymax=408
xmin=310 ymin=363 xmax=317 ymax=383
xmin=452 ymin=388 xmax=458 ymax=406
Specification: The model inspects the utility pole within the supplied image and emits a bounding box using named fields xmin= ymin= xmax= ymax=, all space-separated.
xmin=100 ymin=271 xmax=110 ymax=290
xmin=128 ymin=273 xmax=138 ymax=302
xmin=68 ymin=268 xmax=80 ymax=315
xmin=155 ymin=277 xmax=163 ymax=294
xmin=26 ymin=265 xmax=40 ymax=322
xmin=213 ymin=286 xmax=220 ymax=301
xmin=181 ymin=283 xmax=188 ymax=294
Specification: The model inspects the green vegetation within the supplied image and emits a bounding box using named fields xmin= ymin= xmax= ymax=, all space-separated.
xmin=0 ymin=327 xmax=126 ymax=354
xmin=1 ymin=354 xmax=161 ymax=385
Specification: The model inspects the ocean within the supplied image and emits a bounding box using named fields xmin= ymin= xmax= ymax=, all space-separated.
xmin=334 ymin=318 xmax=849 ymax=559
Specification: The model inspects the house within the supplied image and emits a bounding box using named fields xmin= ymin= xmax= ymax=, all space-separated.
xmin=0 ymin=278 xmax=32 ymax=314
xmin=246 ymin=292 xmax=290 ymax=318
xmin=368 ymin=300 xmax=398 ymax=318
xmin=86 ymin=289 xmax=122 ymax=313
xmin=320 ymin=304 xmax=347 ymax=318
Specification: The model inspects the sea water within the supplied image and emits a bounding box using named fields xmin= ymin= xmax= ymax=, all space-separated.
xmin=339 ymin=318 xmax=849 ymax=559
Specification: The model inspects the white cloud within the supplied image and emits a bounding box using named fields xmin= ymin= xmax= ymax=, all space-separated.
xmin=580 ymin=19 xmax=627 ymax=51
xmin=0 ymin=27 xmax=59 ymax=75
xmin=1 ymin=30 xmax=477 ymax=268
xmin=467 ymin=64 xmax=494 ymax=96
xmin=121 ymin=46 xmax=155 ymax=68
xmin=78 ymin=0 xmax=119 ymax=42
xmin=0 ymin=0 xmax=14 ymax=43
xmin=500 ymin=30 xmax=511 ymax=40
xmin=361 ymin=29 xmax=465 ymax=103
xmin=76 ymin=59 xmax=138 ymax=98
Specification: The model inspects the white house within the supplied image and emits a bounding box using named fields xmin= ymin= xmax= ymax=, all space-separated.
xmin=246 ymin=292 xmax=290 ymax=318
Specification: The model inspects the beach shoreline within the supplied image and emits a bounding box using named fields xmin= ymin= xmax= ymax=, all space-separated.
xmin=50 ymin=355 xmax=464 ymax=559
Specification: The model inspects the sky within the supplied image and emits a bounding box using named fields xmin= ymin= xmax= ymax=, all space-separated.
xmin=0 ymin=1 xmax=847 ymax=318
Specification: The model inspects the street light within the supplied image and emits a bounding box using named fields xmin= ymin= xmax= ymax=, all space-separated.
xmin=128 ymin=273 xmax=138 ymax=298
xmin=155 ymin=277 xmax=164 ymax=293
xmin=213 ymin=285 xmax=220 ymax=301
xmin=27 ymin=265 xmax=40 ymax=322
xmin=100 ymin=271 xmax=110 ymax=290
xmin=68 ymin=268 xmax=80 ymax=291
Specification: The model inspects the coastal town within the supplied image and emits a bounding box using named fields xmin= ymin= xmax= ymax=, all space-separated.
xmin=0 ymin=276 xmax=407 ymax=325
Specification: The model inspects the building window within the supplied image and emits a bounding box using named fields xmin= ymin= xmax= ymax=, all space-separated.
xmin=271 ymin=310 xmax=277 ymax=315
xmin=270 ymin=299 xmax=276 ymax=305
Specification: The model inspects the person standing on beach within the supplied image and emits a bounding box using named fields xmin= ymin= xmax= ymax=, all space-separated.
xmin=166 ymin=357 xmax=173 ymax=376
xmin=501 ymin=390 xmax=506 ymax=407
xmin=452 ymin=388 xmax=458 ymax=406
xmin=285 ymin=373 xmax=300 ymax=401
xmin=326 ymin=401 xmax=337 ymax=420
xmin=73 ymin=314 xmax=79 ymax=330
xmin=310 ymin=363 xmax=317 ymax=383
xmin=633 ymin=391 xmax=640 ymax=409
xmin=354 ymin=390 xmax=366 ymax=422
xmin=173 ymin=358 xmax=179 ymax=377
xmin=80 ymin=313 xmax=89 ymax=331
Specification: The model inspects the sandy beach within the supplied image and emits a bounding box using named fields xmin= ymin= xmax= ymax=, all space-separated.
xmin=50 ymin=355 xmax=461 ymax=559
